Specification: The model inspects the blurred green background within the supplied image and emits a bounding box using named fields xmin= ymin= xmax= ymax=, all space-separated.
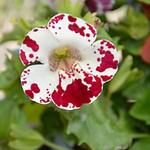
xmin=0 ymin=0 xmax=150 ymax=150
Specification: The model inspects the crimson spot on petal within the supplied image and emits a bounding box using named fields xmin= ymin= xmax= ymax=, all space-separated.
xmin=68 ymin=23 xmax=86 ymax=36
xmin=20 ymin=49 xmax=29 ymax=65
xmin=100 ymin=40 xmax=107 ymax=45
xmin=96 ymin=49 xmax=118 ymax=72
xmin=86 ymin=33 xmax=90 ymax=37
xmin=83 ymin=72 xmax=102 ymax=97
xmin=52 ymin=72 xmax=102 ymax=109
xmin=40 ymin=97 xmax=51 ymax=103
xmin=52 ymin=79 xmax=91 ymax=108
xmin=21 ymin=81 xmax=27 ymax=86
xmin=68 ymin=15 xmax=77 ymax=22
xmin=86 ymin=23 xmax=96 ymax=37
xmin=25 ymin=90 xmax=34 ymax=99
xmin=31 ymin=83 xmax=40 ymax=93
xmin=106 ymin=42 xmax=115 ymax=49
xmin=49 ymin=14 xmax=65 ymax=25
xmin=101 ymin=75 xmax=112 ymax=82
xmin=29 ymin=54 xmax=34 ymax=58
xmin=23 ymin=36 xmax=39 ymax=52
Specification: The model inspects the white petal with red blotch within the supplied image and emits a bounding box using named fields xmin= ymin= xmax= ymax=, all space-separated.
xmin=79 ymin=39 xmax=119 ymax=83
xmin=19 ymin=27 xmax=60 ymax=65
xmin=21 ymin=64 xmax=59 ymax=104
xmin=51 ymin=63 xmax=103 ymax=110
xmin=47 ymin=13 xmax=97 ymax=50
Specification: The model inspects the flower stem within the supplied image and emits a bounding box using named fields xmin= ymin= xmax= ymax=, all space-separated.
xmin=44 ymin=140 xmax=69 ymax=150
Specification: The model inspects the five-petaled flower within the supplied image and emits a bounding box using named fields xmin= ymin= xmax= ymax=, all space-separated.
xmin=20 ymin=13 xmax=119 ymax=110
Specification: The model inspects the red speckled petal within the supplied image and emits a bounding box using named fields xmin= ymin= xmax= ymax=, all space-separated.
xmin=21 ymin=64 xmax=59 ymax=104
xmin=79 ymin=39 xmax=119 ymax=83
xmin=47 ymin=13 xmax=97 ymax=50
xmin=51 ymin=63 xmax=103 ymax=110
xmin=19 ymin=27 xmax=60 ymax=65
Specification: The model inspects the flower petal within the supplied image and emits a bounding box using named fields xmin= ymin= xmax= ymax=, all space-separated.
xmin=19 ymin=27 xmax=59 ymax=65
xmin=79 ymin=39 xmax=119 ymax=83
xmin=51 ymin=64 xmax=103 ymax=110
xmin=21 ymin=64 xmax=59 ymax=104
xmin=47 ymin=13 xmax=97 ymax=50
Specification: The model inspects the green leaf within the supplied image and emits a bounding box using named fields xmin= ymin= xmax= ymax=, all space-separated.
xmin=23 ymin=103 xmax=45 ymax=124
xmin=1 ymin=18 xmax=32 ymax=43
xmin=83 ymin=12 xmax=100 ymax=25
xmin=124 ymin=6 xmax=149 ymax=39
xmin=111 ymin=6 xmax=149 ymax=39
xmin=122 ymin=68 xmax=144 ymax=89
xmin=71 ymin=0 xmax=84 ymax=17
xmin=98 ymin=28 xmax=124 ymax=51
xmin=122 ymin=79 xmax=149 ymax=101
xmin=0 ymin=50 xmax=24 ymax=90
xmin=0 ymin=100 xmax=15 ymax=139
xmin=130 ymin=137 xmax=150 ymax=150
xmin=8 ymin=50 xmax=24 ymax=75
xmin=3 ymin=80 xmax=28 ymax=105
xmin=0 ymin=145 xmax=10 ymax=150
xmin=98 ymin=28 xmax=113 ymax=41
xmin=9 ymin=140 xmax=42 ymax=150
xmin=56 ymin=0 xmax=84 ymax=17
xmin=41 ymin=108 xmax=65 ymax=139
xmin=0 ymin=26 xmax=25 ymax=43
xmin=108 ymin=56 xmax=133 ymax=94
xmin=123 ymin=38 xmax=143 ymax=55
xmin=0 ymin=100 xmax=26 ymax=139
xmin=66 ymin=100 xmax=135 ymax=150
xmin=10 ymin=124 xmax=44 ymax=141
xmin=11 ymin=18 xmax=32 ymax=32
xmin=9 ymin=124 xmax=45 ymax=150
xmin=130 ymin=89 xmax=150 ymax=124
xmin=122 ymin=58 xmax=150 ymax=100
xmin=0 ymin=57 xmax=18 ymax=89
xmin=56 ymin=0 xmax=72 ymax=14
xmin=34 ymin=2 xmax=56 ymax=22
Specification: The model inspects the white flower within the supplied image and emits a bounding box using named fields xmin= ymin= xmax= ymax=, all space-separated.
xmin=19 ymin=13 xmax=119 ymax=110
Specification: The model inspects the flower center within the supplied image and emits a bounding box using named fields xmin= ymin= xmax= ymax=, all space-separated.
xmin=54 ymin=46 xmax=69 ymax=59
xmin=49 ymin=46 xmax=81 ymax=72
